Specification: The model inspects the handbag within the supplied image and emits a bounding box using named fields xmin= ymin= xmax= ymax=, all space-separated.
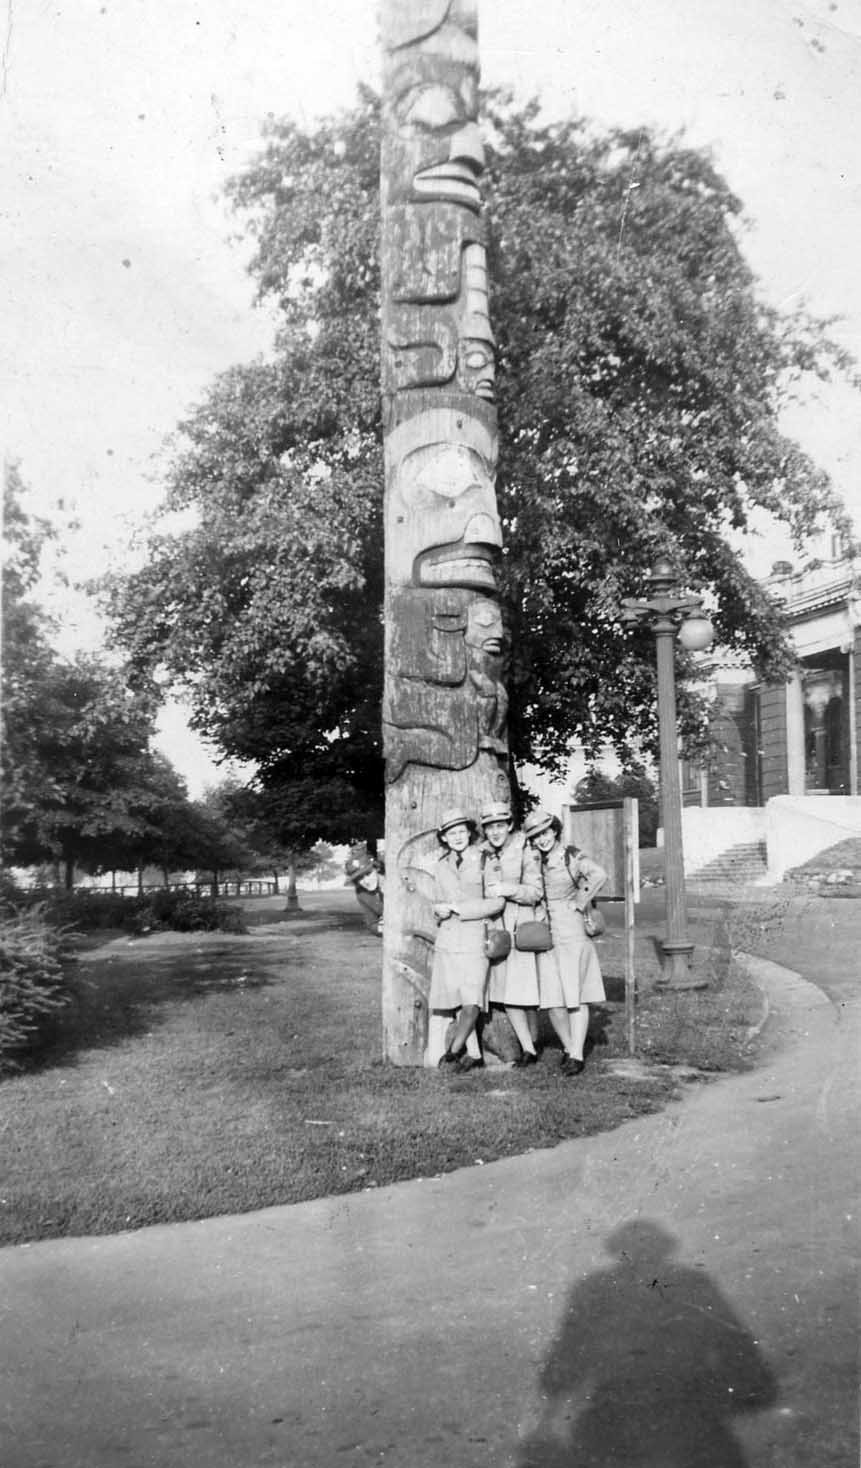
xmin=582 ymin=902 xmax=606 ymax=938
xmin=484 ymin=926 xmax=512 ymax=961
xmin=515 ymin=854 xmax=554 ymax=951
xmin=514 ymin=919 xmax=553 ymax=952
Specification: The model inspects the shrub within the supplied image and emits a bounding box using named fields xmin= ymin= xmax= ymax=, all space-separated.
xmin=127 ymin=889 xmax=246 ymax=935
xmin=6 ymin=887 xmax=247 ymax=936
xmin=45 ymin=890 xmax=134 ymax=930
xmin=0 ymin=904 xmax=71 ymax=1072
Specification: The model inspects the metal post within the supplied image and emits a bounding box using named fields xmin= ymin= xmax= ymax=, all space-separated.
xmin=621 ymin=556 xmax=712 ymax=991
xmin=654 ymin=616 xmax=696 ymax=985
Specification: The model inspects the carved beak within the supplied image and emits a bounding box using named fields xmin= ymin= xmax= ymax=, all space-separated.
xmin=461 ymin=513 xmax=502 ymax=549
xmin=413 ymin=125 xmax=484 ymax=209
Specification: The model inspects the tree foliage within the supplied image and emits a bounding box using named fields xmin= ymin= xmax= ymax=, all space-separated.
xmin=573 ymin=761 xmax=659 ymax=847
xmin=102 ymin=92 xmax=857 ymax=800
xmin=2 ymin=466 xmax=202 ymax=887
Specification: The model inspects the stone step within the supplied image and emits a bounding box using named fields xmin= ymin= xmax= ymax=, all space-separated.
xmin=688 ymin=841 xmax=768 ymax=884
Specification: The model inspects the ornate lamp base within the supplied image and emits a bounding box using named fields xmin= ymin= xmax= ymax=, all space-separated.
xmin=658 ymin=941 xmax=708 ymax=991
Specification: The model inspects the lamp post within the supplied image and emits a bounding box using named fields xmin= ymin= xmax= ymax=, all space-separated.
xmin=622 ymin=557 xmax=714 ymax=989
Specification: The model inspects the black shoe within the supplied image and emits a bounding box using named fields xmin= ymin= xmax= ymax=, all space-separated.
xmin=560 ymin=1055 xmax=585 ymax=1077
xmin=438 ymin=1049 xmax=462 ymax=1068
xmin=457 ymin=1055 xmax=485 ymax=1072
xmin=513 ymin=1050 xmax=538 ymax=1068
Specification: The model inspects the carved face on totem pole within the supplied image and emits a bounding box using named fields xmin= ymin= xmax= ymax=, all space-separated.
xmin=381 ymin=2 xmax=495 ymax=406
xmin=382 ymin=1 xmax=482 ymax=212
xmin=383 ymin=588 xmax=508 ymax=780
xmin=385 ymin=407 xmax=501 ymax=593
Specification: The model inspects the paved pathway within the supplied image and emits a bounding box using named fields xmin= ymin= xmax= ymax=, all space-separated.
xmin=1 ymin=904 xmax=857 ymax=1467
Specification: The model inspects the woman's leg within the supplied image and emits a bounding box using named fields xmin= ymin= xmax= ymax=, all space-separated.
xmin=445 ymin=1003 xmax=481 ymax=1057
xmin=506 ymin=1005 xmax=537 ymax=1055
xmin=546 ymin=1005 xmax=573 ymax=1056
xmin=569 ymin=1004 xmax=590 ymax=1061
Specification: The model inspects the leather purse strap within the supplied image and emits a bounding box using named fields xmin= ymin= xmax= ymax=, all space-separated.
xmin=537 ymin=853 xmax=553 ymax=942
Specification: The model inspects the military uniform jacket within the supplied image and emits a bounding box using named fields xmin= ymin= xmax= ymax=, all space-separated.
xmin=429 ymin=844 xmax=504 ymax=1011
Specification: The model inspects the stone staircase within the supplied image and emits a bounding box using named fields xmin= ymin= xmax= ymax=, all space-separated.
xmin=688 ymin=840 xmax=768 ymax=886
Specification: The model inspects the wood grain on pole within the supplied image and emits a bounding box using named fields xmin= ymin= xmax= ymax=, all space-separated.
xmin=380 ymin=1 xmax=511 ymax=1063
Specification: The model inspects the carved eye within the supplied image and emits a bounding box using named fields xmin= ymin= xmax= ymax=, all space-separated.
xmin=464 ymin=347 xmax=492 ymax=369
xmin=401 ymin=445 xmax=490 ymax=506
xmin=399 ymin=84 xmax=462 ymax=132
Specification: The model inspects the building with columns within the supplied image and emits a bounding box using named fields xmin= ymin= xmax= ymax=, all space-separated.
xmin=758 ymin=551 xmax=860 ymax=800
xmin=697 ymin=542 xmax=860 ymax=805
xmin=679 ymin=536 xmax=861 ymax=879
xmin=525 ymin=535 xmax=861 ymax=881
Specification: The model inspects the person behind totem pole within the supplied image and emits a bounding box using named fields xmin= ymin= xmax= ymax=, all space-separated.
xmin=431 ymin=808 xmax=504 ymax=1072
xmin=344 ymin=848 xmax=385 ymax=935
xmin=480 ymin=799 xmax=544 ymax=1067
xmin=522 ymin=808 xmax=608 ymax=1077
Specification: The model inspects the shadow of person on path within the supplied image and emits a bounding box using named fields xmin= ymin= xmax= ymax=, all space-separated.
xmin=518 ymin=1219 xmax=777 ymax=1468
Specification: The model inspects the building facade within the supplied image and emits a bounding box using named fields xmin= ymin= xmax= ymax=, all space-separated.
xmin=690 ymin=546 xmax=861 ymax=805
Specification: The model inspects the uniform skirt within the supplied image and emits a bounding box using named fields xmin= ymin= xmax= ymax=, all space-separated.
xmin=429 ymin=926 xmax=490 ymax=1011
xmin=487 ymin=906 xmax=540 ymax=1007
xmin=536 ymin=904 xmax=606 ymax=1009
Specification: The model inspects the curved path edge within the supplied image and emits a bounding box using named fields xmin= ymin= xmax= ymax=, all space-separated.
xmin=0 ymin=950 xmax=855 ymax=1468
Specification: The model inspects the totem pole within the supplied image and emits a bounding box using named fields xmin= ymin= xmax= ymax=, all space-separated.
xmin=380 ymin=0 xmax=510 ymax=1064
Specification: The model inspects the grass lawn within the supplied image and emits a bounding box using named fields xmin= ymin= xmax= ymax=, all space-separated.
xmin=0 ymin=888 xmax=766 ymax=1246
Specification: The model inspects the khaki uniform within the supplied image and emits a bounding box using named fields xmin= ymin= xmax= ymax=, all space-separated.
xmin=482 ymin=832 xmax=543 ymax=1006
xmin=429 ymin=845 xmax=504 ymax=1011
xmin=536 ymin=843 xmax=607 ymax=1009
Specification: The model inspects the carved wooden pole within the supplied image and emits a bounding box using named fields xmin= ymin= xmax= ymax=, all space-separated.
xmin=379 ymin=0 xmax=510 ymax=1064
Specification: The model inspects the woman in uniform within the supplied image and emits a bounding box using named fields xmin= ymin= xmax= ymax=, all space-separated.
xmin=522 ymin=808 xmax=607 ymax=1076
xmin=431 ymin=807 xmax=505 ymax=1072
xmin=480 ymin=799 xmax=543 ymax=1067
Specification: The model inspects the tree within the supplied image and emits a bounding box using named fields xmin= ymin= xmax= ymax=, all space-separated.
xmin=573 ymin=762 xmax=659 ymax=847
xmin=3 ymin=652 xmax=168 ymax=889
xmin=183 ymin=785 xmax=257 ymax=899
xmin=2 ymin=462 xmax=61 ymax=846
xmin=220 ymin=775 xmax=381 ymax=912
xmin=99 ymin=756 xmax=209 ymax=890
xmin=2 ymin=465 xmax=167 ymax=888
xmin=101 ymin=93 xmax=857 ymax=801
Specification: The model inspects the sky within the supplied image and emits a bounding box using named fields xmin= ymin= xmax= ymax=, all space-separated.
xmin=3 ymin=0 xmax=860 ymax=790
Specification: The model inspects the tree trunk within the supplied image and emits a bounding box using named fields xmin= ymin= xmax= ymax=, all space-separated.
xmin=284 ymin=859 xmax=301 ymax=915
xmin=162 ymin=867 xmax=170 ymax=887
xmin=64 ymin=855 xmax=75 ymax=892
xmin=271 ymin=868 xmax=280 ymax=895
xmin=211 ymin=869 xmax=219 ymax=899
xmin=111 ymin=870 xmax=117 ymax=893
xmin=379 ymin=2 xmax=510 ymax=1064
xmin=137 ymin=865 xmax=144 ymax=896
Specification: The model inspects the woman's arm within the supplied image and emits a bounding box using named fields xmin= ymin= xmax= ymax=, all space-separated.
xmin=509 ymin=842 xmax=543 ymax=904
xmin=457 ymin=895 xmax=505 ymax=921
xmin=567 ymin=851 xmax=608 ymax=909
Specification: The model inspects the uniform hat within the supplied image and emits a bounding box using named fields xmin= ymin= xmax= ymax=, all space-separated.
xmin=437 ymin=807 xmax=474 ymax=836
xmin=344 ymin=850 xmax=375 ymax=885
xmin=522 ymin=808 xmax=556 ymax=839
xmin=479 ymin=800 xmax=512 ymax=825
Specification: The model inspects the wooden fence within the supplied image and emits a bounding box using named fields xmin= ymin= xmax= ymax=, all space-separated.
xmin=74 ymin=879 xmax=278 ymax=899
